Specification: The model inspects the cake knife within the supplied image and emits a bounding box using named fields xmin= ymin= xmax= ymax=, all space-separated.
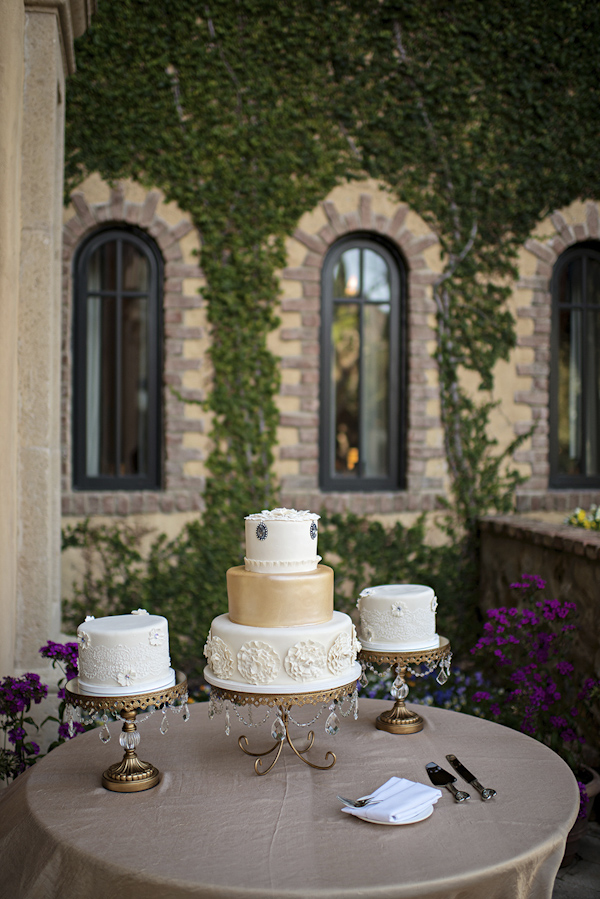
xmin=446 ymin=754 xmax=497 ymax=800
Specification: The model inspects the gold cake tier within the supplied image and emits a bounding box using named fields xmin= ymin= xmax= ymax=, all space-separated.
xmin=226 ymin=564 xmax=334 ymax=627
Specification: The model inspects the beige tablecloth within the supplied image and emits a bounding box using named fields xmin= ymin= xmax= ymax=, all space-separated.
xmin=0 ymin=700 xmax=579 ymax=899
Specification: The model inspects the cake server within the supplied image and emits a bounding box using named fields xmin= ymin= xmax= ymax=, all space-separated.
xmin=425 ymin=762 xmax=470 ymax=802
xmin=446 ymin=754 xmax=497 ymax=800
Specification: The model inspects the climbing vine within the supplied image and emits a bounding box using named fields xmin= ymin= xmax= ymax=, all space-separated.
xmin=65 ymin=0 xmax=600 ymax=551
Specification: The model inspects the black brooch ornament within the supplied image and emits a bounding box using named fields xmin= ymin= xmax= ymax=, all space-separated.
xmin=256 ymin=522 xmax=268 ymax=541
xmin=310 ymin=522 xmax=318 ymax=540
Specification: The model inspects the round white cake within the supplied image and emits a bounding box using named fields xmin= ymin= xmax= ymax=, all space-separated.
xmin=357 ymin=584 xmax=439 ymax=651
xmin=77 ymin=610 xmax=176 ymax=696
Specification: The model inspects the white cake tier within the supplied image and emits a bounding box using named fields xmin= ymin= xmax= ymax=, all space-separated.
xmin=244 ymin=508 xmax=320 ymax=573
xmin=77 ymin=612 xmax=176 ymax=696
xmin=204 ymin=611 xmax=361 ymax=688
xmin=204 ymin=661 xmax=362 ymax=695
xmin=357 ymin=584 xmax=439 ymax=651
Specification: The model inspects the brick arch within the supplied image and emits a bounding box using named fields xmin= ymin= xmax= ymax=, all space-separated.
xmin=61 ymin=184 xmax=206 ymax=516
xmin=279 ymin=191 xmax=445 ymax=514
xmin=516 ymin=201 xmax=600 ymax=512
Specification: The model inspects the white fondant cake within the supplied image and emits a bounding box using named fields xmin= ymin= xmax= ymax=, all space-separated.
xmin=244 ymin=508 xmax=320 ymax=573
xmin=357 ymin=584 xmax=439 ymax=651
xmin=77 ymin=610 xmax=176 ymax=696
xmin=204 ymin=508 xmax=361 ymax=692
xmin=205 ymin=613 xmax=360 ymax=689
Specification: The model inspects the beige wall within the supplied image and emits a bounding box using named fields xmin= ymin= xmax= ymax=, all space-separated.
xmin=0 ymin=0 xmax=93 ymax=677
xmin=0 ymin=0 xmax=25 ymax=675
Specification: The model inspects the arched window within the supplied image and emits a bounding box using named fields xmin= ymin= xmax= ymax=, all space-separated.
xmin=550 ymin=243 xmax=600 ymax=487
xmin=72 ymin=228 xmax=163 ymax=490
xmin=320 ymin=235 xmax=406 ymax=491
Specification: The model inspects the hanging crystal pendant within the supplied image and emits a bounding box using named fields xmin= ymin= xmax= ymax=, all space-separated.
xmin=65 ymin=704 xmax=75 ymax=739
xmin=352 ymin=689 xmax=359 ymax=720
xmin=225 ymin=707 xmax=230 ymax=736
xmin=271 ymin=715 xmax=286 ymax=742
xmin=325 ymin=710 xmax=340 ymax=736
xmin=436 ymin=658 xmax=450 ymax=685
xmin=359 ymin=669 xmax=369 ymax=688
xmin=160 ymin=711 xmax=169 ymax=735
xmin=99 ymin=722 xmax=111 ymax=744
xmin=182 ymin=702 xmax=190 ymax=722
xmin=208 ymin=696 xmax=215 ymax=719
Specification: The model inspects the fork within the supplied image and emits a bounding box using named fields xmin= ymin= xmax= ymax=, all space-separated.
xmin=336 ymin=795 xmax=382 ymax=808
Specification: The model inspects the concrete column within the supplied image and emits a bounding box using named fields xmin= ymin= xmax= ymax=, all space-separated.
xmin=15 ymin=9 xmax=66 ymax=669
xmin=0 ymin=1 xmax=25 ymax=675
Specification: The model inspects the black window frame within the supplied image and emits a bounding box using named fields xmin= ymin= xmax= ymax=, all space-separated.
xmin=72 ymin=226 xmax=163 ymax=491
xmin=319 ymin=233 xmax=407 ymax=492
xmin=549 ymin=241 xmax=600 ymax=489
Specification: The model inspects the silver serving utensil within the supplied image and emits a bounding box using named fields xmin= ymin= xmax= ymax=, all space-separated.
xmin=336 ymin=794 xmax=382 ymax=808
xmin=425 ymin=762 xmax=470 ymax=802
xmin=446 ymin=754 xmax=497 ymax=800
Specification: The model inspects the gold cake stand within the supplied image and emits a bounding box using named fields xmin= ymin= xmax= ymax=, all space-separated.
xmin=207 ymin=677 xmax=359 ymax=776
xmin=359 ymin=637 xmax=451 ymax=734
xmin=65 ymin=672 xmax=188 ymax=792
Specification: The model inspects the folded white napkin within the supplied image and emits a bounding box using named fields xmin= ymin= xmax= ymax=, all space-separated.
xmin=341 ymin=776 xmax=442 ymax=824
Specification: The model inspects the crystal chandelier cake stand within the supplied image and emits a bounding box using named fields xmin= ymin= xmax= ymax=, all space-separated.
xmin=359 ymin=637 xmax=451 ymax=734
xmin=65 ymin=672 xmax=189 ymax=792
xmin=205 ymin=665 xmax=361 ymax=775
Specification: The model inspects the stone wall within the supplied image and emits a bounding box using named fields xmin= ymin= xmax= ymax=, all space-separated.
xmin=479 ymin=515 xmax=600 ymax=678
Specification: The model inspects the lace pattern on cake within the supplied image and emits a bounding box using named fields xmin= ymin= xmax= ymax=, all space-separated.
xmin=359 ymin=607 xmax=435 ymax=643
xmin=327 ymin=633 xmax=354 ymax=675
xmin=237 ymin=641 xmax=281 ymax=684
xmin=284 ymin=639 xmax=327 ymax=682
xmin=204 ymin=633 xmax=235 ymax=679
xmin=79 ymin=642 xmax=171 ymax=686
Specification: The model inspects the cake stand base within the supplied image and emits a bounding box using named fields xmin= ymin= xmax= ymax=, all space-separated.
xmin=65 ymin=673 xmax=188 ymax=792
xmin=359 ymin=639 xmax=451 ymax=735
xmin=205 ymin=671 xmax=359 ymax=775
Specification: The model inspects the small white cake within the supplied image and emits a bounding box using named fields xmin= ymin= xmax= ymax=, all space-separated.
xmin=357 ymin=584 xmax=439 ymax=651
xmin=77 ymin=610 xmax=176 ymax=696
xmin=244 ymin=508 xmax=320 ymax=572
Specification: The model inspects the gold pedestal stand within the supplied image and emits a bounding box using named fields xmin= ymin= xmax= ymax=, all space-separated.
xmin=65 ymin=672 xmax=188 ymax=792
xmin=359 ymin=637 xmax=451 ymax=734
xmin=208 ymin=679 xmax=358 ymax=776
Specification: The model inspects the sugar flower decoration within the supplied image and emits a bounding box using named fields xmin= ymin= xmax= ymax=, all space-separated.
xmin=116 ymin=669 xmax=137 ymax=687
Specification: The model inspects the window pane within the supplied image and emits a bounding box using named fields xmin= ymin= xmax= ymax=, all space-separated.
xmin=86 ymin=295 xmax=116 ymax=476
xmin=363 ymin=249 xmax=390 ymax=301
xmin=557 ymin=309 xmax=582 ymax=475
xmin=584 ymin=310 xmax=600 ymax=475
xmin=88 ymin=242 xmax=117 ymax=292
xmin=333 ymin=304 xmax=360 ymax=475
xmin=333 ymin=249 xmax=360 ymax=298
xmin=363 ymin=303 xmax=390 ymax=477
xmin=559 ymin=258 xmax=582 ymax=306
xmin=121 ymin=297 xmax=148 ymax=475
xmin=587 ymin=259 xmax=600 ymax=306
xmin=122 ymin=242 xmax=150 ymax=292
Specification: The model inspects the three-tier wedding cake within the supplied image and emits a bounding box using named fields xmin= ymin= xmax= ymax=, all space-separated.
xmin=203 ymin=508 xmax=361 ymax=691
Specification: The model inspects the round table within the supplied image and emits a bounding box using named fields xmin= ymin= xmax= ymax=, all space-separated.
xmin=0 ymin=699 xmax=579 ymax=899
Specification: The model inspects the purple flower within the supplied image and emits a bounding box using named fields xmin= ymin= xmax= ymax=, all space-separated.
xmin=473 ymin=691 xmax=491 ymax=702
xmin=8 ymin=726 xmax=26 ymax=745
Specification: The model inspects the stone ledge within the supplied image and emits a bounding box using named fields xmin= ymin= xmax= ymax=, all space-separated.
xmin=479 ymin=514 xmax=600 ymax=560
